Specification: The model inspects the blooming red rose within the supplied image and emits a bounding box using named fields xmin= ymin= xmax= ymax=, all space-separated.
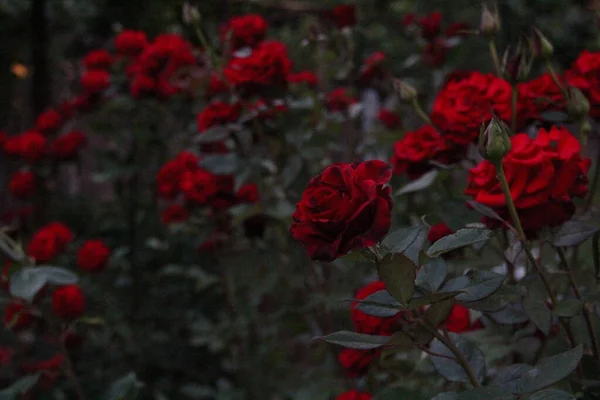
xmin=359 ymin=51 xmax=386 ymax=85
xmin=338 ymin=348 xmax=377 ymax=378
xmin=35 ymin=109 xmax=62 ymax=134
xmin=221 ymin=14 xmax=268 ymax=50
xmin=77 ymin=239 xmax=110 ymax=272
xmin=137 ymin=33 xmax=196 ymax=77
xmin=336 ymin=390 xmax=373 ymax=400
xmin=50 ymin=131 xmax=86 ymax=160
xmin=428 ymin=223 xmax=454 ymax=243
xmin=52 ymin=285 xmax=85 ymax=320
xmin=27 ymin=222 xmax=74 ymax=263
xmin=290 ymin=161 xmax=393 ymax=261
xmin=377 ymin=109 xmax=401 ymax=129
xmin=161 ymin=204 xmax=189 ymax=225
xmin=8 ymin=170 xmax=35 ymax=199
xmin=236 ymin=183 xmax=259 ymax=204
xmin=4 ymin=301 xmax=33 ymax=330
xmin=115 ymin=30 xmax=148 ymax=56
xmin=197 ymin=102 xmax=241 ymax=132
xmin=465 ymin=127 xmax=590 ymax=233
xmin=518 ymin=73 xmax=567 ymax=123
xmin=130 ymin=74 xmax=157 ymax=98
xmin=326 ymin=88 xmax=358 ymax=112
xmin=156 ymin=151 xmax=200 ymax=199
xmin=81 ymin=70 xmax=110 ymax=94
xmin=4 ymin=131 xmax=46 ymax=163
xmin=21 ymin=354 xmax=64 ymax=391
xmin=431 ymin=71 xmax=513 ymax=147
xmin=288 ymin=70 xmax=318 ymax=88
xmin=180 ymin=169 xmax=218 ymax=206
xmin=390 ymin=125 xmax=458 ymax=180
xmin=423 ymin=38 xmax=447 ymax=68
xmin=224 ymin=40 xmax=292 ymax=94
xmin=352 ymin=281 xmax=401 ymax=335
xmin=443 ymin=304 xmax=483 ymax=333
xmin=328 ymin=5 xmax=357 ymax=29
xmin=419 ymin=11 xmax=442 ymax=40
xmin=566 ymin=50 xmax=600 ymax=118
xmin=83 ymin=49 xmax=114 ymax=71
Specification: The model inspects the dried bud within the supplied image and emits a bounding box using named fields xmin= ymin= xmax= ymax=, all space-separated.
xmin=182 ymin=2 xmax=201 ymax=25
xmin=530 ymin=27 xmax=554 ymax=59
xmin=392 ymin=78 xmax=417 ymax=103
xmin=501 ymin=40 xmax=532 ymax=84
xmin=567 ymin=87 xmax=590 ymax=119
xmin=480 ymin=4 xmax=500 ymax=38
xmin=478 ymin=117 xmax=512 ymax=163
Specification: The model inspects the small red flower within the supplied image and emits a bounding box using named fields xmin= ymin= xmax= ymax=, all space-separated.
xmin=115 ymin=30 xmax=148 ymax=56
xmin=50 ymin=131 xmax=86 ymax=160
xmin=52 ymin=285 xmax=85 ymax=320
xmin=351 ymin=281 xmax=401 ymax=335
xmin=35 ymin=109 xmax=63 ymax=134
xmin=83 ymin=49 xmax=114 ymax=71
xmin=77 ymin=239 xmax=110 ymax=273
xmin=419 ymin=11 xmax=442 ymax=40
xmin=328 ymin=4 xmax=357 ymax=29
xmin=156 ymin=151 xmax=200 ymax=199
xmin=81 ymin=70 xmax=110 ymax=94
xmin=444 ymin=304 xmax=483 ymax=333
xmin=428 ymin=223 xmax=454 ymax=243
xmin=445 ymin=22 xmax=470 ymax=38
xmin=288 ymin=70 xmax=318 ymax=88
xmin=197 ymin=102 xmax=242 ymax=132
xmin=377 ymin=109 xmax=401 ymax=129
xmin=359 ymin=51 xmax=386 ymax=85
xmin=325 ymin=88 xmax=357 ymax=112
xmin=8 ymin=170 xmax=35 ymax=199
xmin=180 ymin=169 xmax=218 ymax=206
xmin=206 ymin=73 xmax=229 ymax=99
xmin=236 ymin=183 xmax=259 ymax=204
xmin=4 ymin=301 xmax=33 ymax=330
xmin=338 ymin=348 xmax=377 ymax=378
xmin=336 ymin=390 xmax=373 ymax=400
xmin=423 ymin=38 xmax=447 ymax=68
xmin=161 ymin=204 xmax=189 ymax=225
xmin=221 ymin=14 xmax=268 ymax=50
xmin=27 ymin=222 xmax=74 ymax=263
xmin=130 ymin=74 xmax=157 ymax=98
xmin=4 ymin=131 xmax=47 ymax=163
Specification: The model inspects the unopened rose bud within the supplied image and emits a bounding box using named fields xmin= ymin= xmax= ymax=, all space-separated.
xmin=580 ymin=119 xmax=593 ymax=136
xmin=531 ymin=27 xmax=553 ymax=59
xmin=480 ymin=4 xmax=500 ymax=38
xmin=392 ymin=78 xmax=417 ymax=103
xmin=182 ymin=2 xmax=201 ymax=25
xmin=478 ymin=118 xmax=511 ymax=163
xmin=501 ymin=42 xmax=531 ymax=84
xmin=567 ymin=87 xmax=590 ymax=119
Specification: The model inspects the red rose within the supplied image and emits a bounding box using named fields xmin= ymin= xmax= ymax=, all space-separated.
xmin=83 ymin=49 xmax=114 ymax=71
xmin=336 ymin=390 xmax=373 ymax=400
xmin=328 ymin=5 xmax=357 ymax=29
xmin=359 ymin=51 xmax=387 ymax=85
xmin=518 ymin=73 xmax=566 ymax=123
xmin=180 ymin=169 xmax=218 ymax=206
xmin=27 ymin=222 xmax=74 ymax=263
xmin=35 ymin=109 xmax=62 ymax=134
xmin=77 ymin=239 xmax=110 ymax=272
xmin=419 ymin=11 xmax=442 ymax=40
xmin=115 ymin=30 xmax=148 ymax=56
xmin=156 ymin=151 xmax=200 ymax=199
xmin=351 ymin=281 xmax=401 ymax=335
xmin=443 ymin=304 xmax=483 ymax=333
xmin=4 ymin=131 xmax=46 ymax=163
xmin=326 ymin=88 xmax=358 ymax=112
xmin=377 ymin=109 xmax=401 ymax=129
xmin=8 ymin=170 xmax=35 ymax=199
xmin=52 ymin=284 xmax=85 ymax=320
xmin=71 ymin=95 xmax=93 ymax=113
xmin=423 ymin=38 xmax=447 ymax=68
xmin=338 ymin=348 xmax=377 ymax=378
xmin=236 ymin=183 xmax=259 ymax=204
xmin=221 ymin=14 xmax=268 ymax=50
xmin=390 ymin=125 xmax=457 ymax=180
xmin=197 ymin=102 xmax=241 ymax=132
xmin=428 ymin=223 xmax=454 ymax=243
xmin=50 ymin=131 xmax=86 ymax=160
xmin=21 ymin=353 xmax=64 ymax=391
xmin=130 ymin=74 xmax=157 ymax=98
xmin=4 ymin=301 xmax=33 ymax=330
xmin=81 ymin=70 xmax=110 ymax=94
xmin=136 ymin=33 xmax=196 ymax=80
xmin=161 ymin=204 xmax=189 ymax=225
xmin=465 ymin=127 xmax=590 ymax=233
xmin=290 ymin=160 xmax=393 ymax=261
xmin=288 ymin=70 xmax=318 ymax=88
xmin=224 ymin=40 xmax=292 ymax=94
xmin=431 ymin=71 xmax=513 ymax=147
xmin=566 ymin=50 xmax=600 ymax=118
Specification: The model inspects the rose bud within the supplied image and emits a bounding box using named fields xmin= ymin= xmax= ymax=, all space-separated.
xmin=392 ymin=78 xmax=417 ymax=103
xmin=531 ymin=27 xmax=554 ymax=59
xmin=478 ymin=117 xmax=511 ymax=163
xmin=480 ymin=3 xmax=500 ymax=38
xmin=501 ymin=41 xmax=532 ymax=84
xmin=182 ymin=2 xmax=201 ymax=24
xmin=567 ymin=87 xmax=590 ymax=120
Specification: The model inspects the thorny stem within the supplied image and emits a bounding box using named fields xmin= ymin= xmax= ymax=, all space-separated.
xmin=556 ymin=246 xmax=600 ymax=361
xmin=488 ymin=41 xmax=502 ymax=76
xmin=494 ymin=162 xmax=578 ymax=351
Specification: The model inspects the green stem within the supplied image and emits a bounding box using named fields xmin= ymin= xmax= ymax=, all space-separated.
xmin=494 ymin=162 xmax=578 ymax=349
xmin=510 ymin=85 xmax=518 ymax=133
xmin=410 ymin=98 xmax=432 ymax=125
xmin=488 ymin=41 xmax=502 ymax=76
xmin=556 ymin=246 xmax=600 ymax=361
xmin=546 ymin=61 xmax=569 ymax=99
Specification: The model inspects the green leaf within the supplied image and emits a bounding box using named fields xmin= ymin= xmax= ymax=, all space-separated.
xmin=383 ymin=332 xmax=414 ymax=352
xmin=524 ymin=296 xmax=552 ymax=335
xmin=553 ymin=215 xmax=600 ymax=247
xmin=467 ymin=201 xmax=512 ymax=229
xmin=316 ymin=331 xmax=390 ymax=350
xmin=457 ymin=386 xmax=515 ymax=400
xmin=491 ymin=364 xmax=532 ymax=393
xmin=553 ymin=299 xmax=582 ymax=318
xmin=455 ymin=271 xmax=505 ymax=302
xmin=194 ymin=125 xmax=230 ymax=141
xmin=416 ymin=258 xmax=447 ymax=292
xmin=381 ymin=225 xmax=428 ymax=265
xmin=200 ymin=153 xmax=239 ymax=175
xmin=488 ymin=303 xmax=529 ymax=324
xmin=530 ymin=389 xmax=575 ymax=400
xmin=408 ymin=291 xmax=462 ymax=309
xmin=395 ymin=170 xmax=438 ymax=196
xmin=354 ymin=290 xmax=401 ymax=317
xmin=0 ymin=374 xmax=40 ymax=399
xmin=540 ymin=111 xmax=569 ymax=123
xmin=425 ymin=297 xmax=456 ymax=328
xmin=378 ymin=253 xmax=417 ymax=305
xmin=429 ymin=333 xmax=486 ymax=384
xmin=9 ymin=266 xmax=78 ymax=303
xmin=105 ymin=372 xmax=143 ymax=400
xmin=426 ymin=228 xmax=493 ymax=257
xmin=513 ymin=345 xmax=583 ymax=394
